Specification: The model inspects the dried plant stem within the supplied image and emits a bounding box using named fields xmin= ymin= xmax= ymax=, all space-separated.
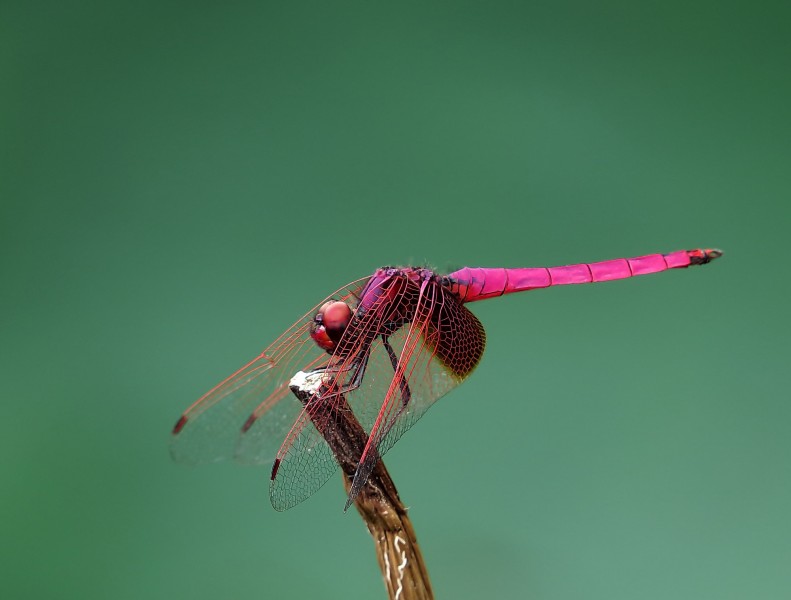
xmin=343 ymin=461 xmax=433 ymax=600
xmin=290 ymin=383 xmax=433 ymax=600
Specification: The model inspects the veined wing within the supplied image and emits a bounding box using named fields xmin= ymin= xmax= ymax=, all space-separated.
xmin=170 ymin=276 xmax=370 ymax=467
xmin=264 ymin=275 xmax=394 ymax=511
xmin=345 ymin=276 xmax=486 ymax=507
xmin=267 ymin=273 xmax=486 ymax=511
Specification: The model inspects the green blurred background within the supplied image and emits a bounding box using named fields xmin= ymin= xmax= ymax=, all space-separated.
xmin=2 ymin=1 xmax=788 ymax=598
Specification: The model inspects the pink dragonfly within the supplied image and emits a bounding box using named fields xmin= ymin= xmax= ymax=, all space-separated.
xmin=171 ymin=248 xmax=721 ymax=511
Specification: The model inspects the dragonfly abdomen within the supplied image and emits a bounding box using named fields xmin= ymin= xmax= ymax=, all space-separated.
xmin=447 ymin=248 xmax=722 ymax=302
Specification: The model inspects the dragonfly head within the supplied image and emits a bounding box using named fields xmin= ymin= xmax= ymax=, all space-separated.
xmin=310 ymin=301 xmax=352 ymax=352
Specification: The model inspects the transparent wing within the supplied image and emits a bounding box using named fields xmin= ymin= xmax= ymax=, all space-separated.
xmin=267 ymin=278 xmax=391 ymax=511
xmin=170 ymin=277 xmax=370 ymax=467
xmin=267 ymin=396 xmax=354 ymax=511
xmin=268 ymin=275 xmax=486 ymax=511
xmin=346 ymin=277 xmax=486 ymax=505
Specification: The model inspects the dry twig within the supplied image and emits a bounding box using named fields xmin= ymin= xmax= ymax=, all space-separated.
xmin=290 ymin=383 xmax=433 ymax=600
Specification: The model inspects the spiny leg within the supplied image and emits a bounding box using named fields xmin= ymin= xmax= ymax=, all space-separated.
xmin=381 ymin=334 xmax=412 ymax=409
xmin=299 ymin=349 xmax=373 ymax=411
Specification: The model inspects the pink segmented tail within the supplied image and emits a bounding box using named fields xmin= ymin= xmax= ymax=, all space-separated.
xmin=448 ymin=248 xmax=722 ymax=302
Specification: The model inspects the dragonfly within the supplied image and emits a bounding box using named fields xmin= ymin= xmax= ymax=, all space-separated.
xmin=171 ymin=247 xmax=721 ymax=511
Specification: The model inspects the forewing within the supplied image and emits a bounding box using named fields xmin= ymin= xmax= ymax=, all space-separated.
xmin=170 ymin=277 xmax=369 ymax=467
xmin=346 ymin=279 xmax=487 ymax=505
xmin=266 ymin=274 xmax=486 ymax=511
xmin=267 ymin=397 xmax=353 ymax=511
xmin=268 ymin=273 xmax=416 ymax=510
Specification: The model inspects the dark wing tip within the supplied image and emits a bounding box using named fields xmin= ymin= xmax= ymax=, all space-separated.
xmin=241 ymin=413 xmax=257 ymax=433
xmin=172 ymin=414 xmax=188 ymax=434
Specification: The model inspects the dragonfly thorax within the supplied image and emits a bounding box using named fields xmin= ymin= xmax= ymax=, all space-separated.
xmin=311 ymin=268 xmax=444 ymax=356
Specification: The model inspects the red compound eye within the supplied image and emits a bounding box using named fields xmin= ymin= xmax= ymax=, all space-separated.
xmin=309 ymin=301 xmax=352 ymax=351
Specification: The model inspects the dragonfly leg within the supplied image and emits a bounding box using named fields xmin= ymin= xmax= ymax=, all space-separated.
xmin=381 ymin=334 xmax=412 ymax=409
xmin=299 ymin=350 xmax=371 ymax=409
